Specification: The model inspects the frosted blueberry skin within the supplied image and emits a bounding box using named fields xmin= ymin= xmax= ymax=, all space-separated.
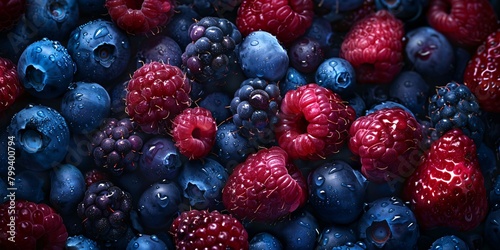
xmin=212 ymin=122 xmax=257 ymax=171
xmin=49 ymin=164 xmax=85 ymax=214
xmin=279 ymin=67 xmax=308 ymax=97
xmin=17 ymin=38 xmax=75 ymax=99
xmin=139 ymin=136 xmax=182 ymax=184
xmin=316 ymin=225 xmax=357 ymax=250
xmin=8 ymin=104 xmax=70 ymax=171
xmin=316 ymin=57 xmax=356 ymax=97
xmin=137 ymin=181 xmax=182 ymax=230
xmin=163 ymin=5 xmax=201 ymax=50
xmin=249 ymin=232 xmax=283 ymax=250
xmin=126 ymin=234 xmax=168 ymax=250
xmin=67 ymin=19 xmax=131 ymax=85
xmin=199 ymin=92 xmax=232 ymax=123
xmin=429 ymin=235 xmax=468 ymax=250
xmin=389 ymin=71 xmax=429 ymax=118
xmin=25 ymin=0 xmax=80 ymax=41
xmin=61 ymin=82 xmax=111 ymax=134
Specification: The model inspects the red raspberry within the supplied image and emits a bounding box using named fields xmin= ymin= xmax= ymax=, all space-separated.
xmin=275 ymin=83 xmax=355 ymax=160
xmin=0 ymin=0 xmax=25 ymax=31
xmin=339 ymin=10 xmax=404 ymax=84
xmin=404 ymin=129 xmax=487 ymax=231
xmin=169 ymin=210 xmax=248 ymax=250
xmin=222 ymin=146 xmax=308 ymax=222
xmin=84 ymin=169 xmax=109 ymax=187
xmin=172 ymin=107 xmax=217 ymax=159
xmin=126 ymin=62 xmax=192 ymax=135
xmin=105 ymin=0 xmax=174 ymax=34
xmin=348 ymin=108 xmax=423 ymax=183
xmin=0 ymin=57 xmax=23 ymax=113
xmin=236 ymin=0 xmax=314 ymax=44
xmin=0 ymin=201 xmax=68 ymax=249
xmin=463 ymin=29 xmax=500 ymax=113
xmin=427 ymin=0 xmax=498 ymax=49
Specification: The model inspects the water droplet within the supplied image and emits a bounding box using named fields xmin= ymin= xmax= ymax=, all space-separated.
xmin=381 ymin=202 xmax=388 ymax=207
xmin=315 ymin=175 xmax=325 ymax=186
xmin=37 ymin=111 xmax=45 ymax=117
xmin=156 ymin=193 xmax=169 ymax=208
xmin=150 ymin=235 xmax=159 ymax=242
xmin=334 ymin=232 xmax=342 ymax=238
xmin=321 ymin=237 xmax=329 ymax=246
xmin=94 ymin=26 xmax=109 ymax=39
xmin=49 ymin=55 xmax=56 ymax=62
xmin=250 ymin=40 xmax=259 ymax=46
xmin=317 ymin=189 xmax=326 ymax=199
xmin=341 ymin=182 xmax=356 ymax=191
xmin=35 ymin=47 xmax=42 ymax=53
xmin=388 ymin=208 xmax=394 ymax=213
xmin=298 ymin=220 xmax=310 ymax=229
xmin=133 ymin=242 xmax=139 ymax=249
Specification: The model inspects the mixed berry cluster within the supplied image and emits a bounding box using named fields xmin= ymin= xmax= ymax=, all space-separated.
xmin=1 ymin=0 xmax=500 ymax=249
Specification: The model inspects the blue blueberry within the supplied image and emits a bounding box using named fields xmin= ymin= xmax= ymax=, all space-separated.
xmin=212 ymin=122 xmax=257 ymax=170
xmin=358 ymin=197 xmax=419 ymax=249
xmin=279 ymin=67 xmax=308 ymax=97
xmin=389 ymin=71 xmax=429 ymax=117
xmin=347 ymin=93 xmax=366 ymax=118
xmin=64 ymin=133 xmax=96 ymax=173
xmin=77 ymin=0 xmax=107 ymax=16
xmin=110 ymin=80 xmax=129 ymax=118
xmin=25 ymin=0 xmax=79 ymax=41
xmin=360 ymin=84 xmax=389 ymax=109
xmin=8 ymin=104 xmax=70 ymax=171
xmin=316 ymin=57 xmax=356 ymax=97
xmin=429 ymin=235 xmax=468 ymax=250
xmin=49 ymin=163 xmax=85 ymax=214
xmin=61 ymin=82 xmax=111 ymax=134
xmin=126 ymin=234 xmax=168 ymax=250
xmin=375 ymin=0 xmax=427 ymax=21
xmin=17 ymin=38 xmax=75 ymax=99
xmin=66 ymin=235 xmax=99 ymax=249
xmin=139 ymin=136 xmax=182 ymax=184
xmin=485 ymin=209 xmax=500 ymax=249
xmin=199 ymin=91 xmax=232 ymax=123
xmin=314 ymin=0 xmax=364 ymax=11
xmin=136 ymin=35 xmax=183 ymax=68
xmin=0 ymin=16 xmax=39 ymax=63
xmin=308 ymin=160 xmax=366 ymax=224
xmin=303 ymin=17 xmax=334 ymax=53
xmin=288 ymin=37 xmax=324 ymax=74
xmin=137 ymin=181 xmax=182 ymax=230
xmin=405 ymin=27 xmax=454 ymax=77
xmin=249 ymin=232 xmax=283 ymax=250
xmin=490 ymin=176 xmax=500 ymax=211
xmin=239 ymin=31 xmax=289 ymax=81
xmin=269 ymin=210 xmax=319 ymax=250
xmin=316 ymin=225 xmax=357 ymax=250
xmin=478 ymin=143 xmax=497 ymax=188
xmin=163 ymin=5 xmax=201 ymax=50
xmin=67 ymin=19 xmax=131 ymax=85
xmin=177 ymin=158 xmax=228 ymax=210
xmin=114 ymin=170 xmax=150 ymax=206
xmin=366 ymin=101 xmax=416 ymax=119
xmin=14 ymin=170 xmax=50 ymax=203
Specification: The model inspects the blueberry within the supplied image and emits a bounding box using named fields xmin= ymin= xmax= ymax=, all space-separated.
xmin=67 ymin=19 xmax=131 ymax=85
xmin=478 ymin=143 xmax=497 ymax=189
xmin=110 ymin=80 xmax=129 ymax=118
xmin=177 ymin=158 xmax=228 ymax=210
xmin=77 ymin=0 xmax=107 ymax=16
xmin=137 ymin=181 xmax=182 ymax=230
xmin=126 ymin=234 xmax=168 ymax=250
xmin=303 ymin=17 xmax=334 ymax=52
xmin=49 ymin=163 xmax=85 ymax=214
xmin=279 ymin=67 xmax=308 ymax=96
xmin=316 ymin=57 xmax=356 ymax=97
xmin=389 ymin=71 xmax=430 ymax=118
xmin=25 ymin=0 xmax=79 ymax=41
xmin=366 ymin=101 xmax=416 ymax=119
xmin=249 ymin=232 xmax=283 ymax=250
xmin=358 ymin=197 xmax=419 ymax=249
xmin=316 ymin=225 xmax=357 ymax=250
xmin=360 ymin=84 xmax=389 ymax=109
xmin=288 ymin=37 xmax=324 ymax=74
xmin=269 ymin=210 xmax=319 ymax=250
xmin=239 ymin=31 xmax=289 ymax=81
xmin=61 ymin=82 xmax=111 ymax=134
xmin=308 ymin=160 xmax=366 ymax=224
xmin=347 ymin=93 xmax=366 ymax=118
xmin=429 ymin=235 xmax=468 ymax=250
xmin=485 ymin=209 xmax=500 ymax=249
xmin=199 ymin=92 xmax=232 ymax=123
xmin=164 ymin=5 xmax=200 ymax=49
xmin=375 ymin=0 xmax=427 ymax=21
xmin=139 ymin=136 xmax=182 ymax=184
xmin=8 ymin=104 xmax=70 ymax=171
xmin=14 ymin=170 xmax=50 ymax=203
xmin=65 ymin=235 xmax=99 ymax=249
xmin=17 ymin=38 xmax=75 ymax=99
xmin=135 ymin=35 xmax=183 ymax=68
xmin=212 ymin=122 xmax=257 ymax=170
xmin=314 ymin=0 xmax=364 ymax=11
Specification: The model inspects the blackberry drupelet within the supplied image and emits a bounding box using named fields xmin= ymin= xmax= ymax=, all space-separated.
xmin=90 ymin=118 xmax=144 ymax=176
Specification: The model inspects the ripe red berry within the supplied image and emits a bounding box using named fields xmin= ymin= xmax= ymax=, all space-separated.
xmin=275 ymin=83 xmax=355 ymax=160
xmin=222 ymin=146 xmax=308 ymax=222
xmin=106 ymin=0 xmax=175 ymax=34
xmin=340 ymin=10 xmax=404 ymax=84
xmin=0 ymin=201 xmax=68 ymax=249
xmin=0 ymin=57 xmax=23 ymax=113
xmin=236 ymin=0 xmax=314 ymax=44
xmin=464 ymin=29 xmax=500 ymax=113
xmin=427 ymin=0 xmax=498 ymax=49
xmin=348 ymin=107 xmax=423 ymax=183
xmin=172 ymin=107 xmax=217 ymax=159
xmin=170 ymin=210 xmax=248 ymax=250
xmin=0 ymin=0 xmax=26 ymax=32
xmin=126 ymin=62 xmax=192 ymax=135
xmin=404 ymin=129 xmax=488 ymax=231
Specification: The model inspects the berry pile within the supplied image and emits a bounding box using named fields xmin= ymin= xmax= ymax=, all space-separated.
xmin=1 ymin=0 xmax=500 ymax=249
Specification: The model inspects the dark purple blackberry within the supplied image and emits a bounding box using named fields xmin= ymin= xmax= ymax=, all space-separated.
xmin=182 ymin=16 xmax=242 ymax=85
xmin=90 ymin=118 xmax=144 ymax=175
xmin=77 ymin=181 xmax=133 ymax=244
xmin=428 ymin=81 xmax=485 ymax=145
xmin=230 ymin=78 xmax=281 ymax=145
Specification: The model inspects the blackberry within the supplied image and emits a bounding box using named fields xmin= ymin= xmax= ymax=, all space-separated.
xmin=182 ymin=16 xmax=242 ymax=85
xmin=90 ymin=118 xmax=144 ymax=175
xmin=230 ymin=78 xmax=281 ymax=145
xmin=77 ymin=181 xmax=133 ymax=244
xmin=429 ymin=81 xmax=485 ymax=144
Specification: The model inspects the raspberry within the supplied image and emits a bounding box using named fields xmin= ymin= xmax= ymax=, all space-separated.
xmin=222 ymin=146 xmax=308 ymax=222
xmin=172 ymin=107 xmax=217 ymax=159
xmin=275 ymin=83 xmax=355 ymax=160
xmin=0 ymin=0 xmax=26 ymax=32
xmin=236 ymin=0 xmax=314 ymax=44
xmin=0 ymin=201 xmax=68 ymax=249
xmin=105 ymin=0 xmax=174 ymax=34
xmin=427 ymin=0 xmax=498 ymax=49
xmin=126 ymin=61 xmax=192 ymax=134
xmin=170 ymin=210 xmax=248 ymax=250
xmin=0 ymin=57 xmax=23 ymax=113
xmin=339 ymin=10 xmax=404 ymax=84
xmin=349 ymin=107 xmax=423 ymax=183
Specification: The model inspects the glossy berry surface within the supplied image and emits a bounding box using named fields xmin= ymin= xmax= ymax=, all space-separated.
xmin=0 ymin=57 xmax=23 ymax=112
xmin=49 ymin=164 xmax=86 ymax=215
xmin=315 ymin=57 xmax=356 ymax=97
xmin=249 ymin=232 xmax=283 ymax=250
xmin=375 ymin=0 xmax=426 ymax=21
xmin=65 ymin=235 xmax=99 ymax=249
xmin=126 ymin=234 xmax=168 ymax=250
xmin=389 ymin=71 xmax=429 ymax=117
xmin=429 ymin=235 xmax=468 ymax=250
xmin=199 ymin=91 xmax=232 ymax=123
xmin=25 ymin=0 xmax=79 ymax=41
xmin=135 ymin=35 xmax=183 ymax=68
xmin=137 ymin=181 xmax=181 ymax=230
xmin=139 ymin=136 xmax=182 ymax=183
xmin=212 ymin=122 xmax=257 ymax=170
xmin=316 ymin=225 xmax=357 ymax=250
